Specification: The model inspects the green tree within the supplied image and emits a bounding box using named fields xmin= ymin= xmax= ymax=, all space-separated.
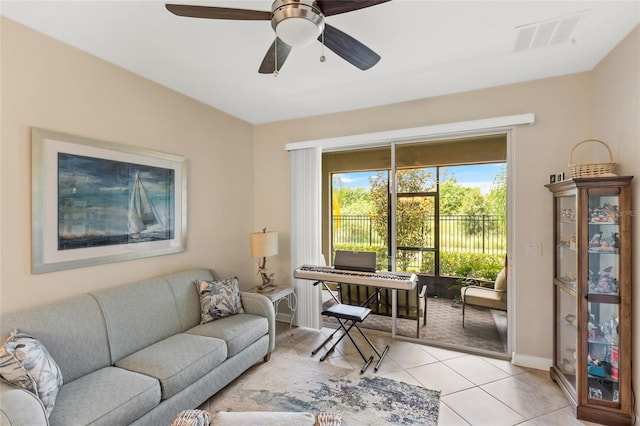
xmin=337 ymin=187 xmax=373 ymax=215
xmin=332 ymin=176 xmax=374 ymax=216
xmin=486 ymin=166 xmax=507 ymax=234
xmin=439 ymin=178 xmax=469 ymax=215
xmin=370 ymin=169 xmax=435 ymax=271
xmin=460 ymin=188 xmax=487 ymax=234
xmin=332 ymin=177 xmax=376 ymax=248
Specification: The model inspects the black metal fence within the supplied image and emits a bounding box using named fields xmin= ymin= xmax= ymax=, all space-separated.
xmin=333 ymin=214 xmax=506 ymax=254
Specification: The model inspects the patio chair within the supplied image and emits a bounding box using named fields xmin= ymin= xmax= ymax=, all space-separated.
xmin=461 ymin=268 xmax=507 ymax=327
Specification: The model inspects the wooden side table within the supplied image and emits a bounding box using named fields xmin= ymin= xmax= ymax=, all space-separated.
xmin=249 ymin=285 xmax=297 ymax=332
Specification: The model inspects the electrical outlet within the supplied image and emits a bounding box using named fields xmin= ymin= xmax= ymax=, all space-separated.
xmin=526 ymin=242 xmax=542 ymax=256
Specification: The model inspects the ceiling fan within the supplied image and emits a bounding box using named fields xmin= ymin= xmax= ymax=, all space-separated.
xmin=165 ymin=0 xmax=390 ymax=74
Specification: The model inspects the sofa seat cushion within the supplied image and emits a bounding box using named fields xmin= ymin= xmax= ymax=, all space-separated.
xmin=186 ymin=313 xmax=268 ymax=357
xmin=115 ymin=333 xmax=227 ymax=400
xmin=48 ymin=366 xmax=159 ymax=426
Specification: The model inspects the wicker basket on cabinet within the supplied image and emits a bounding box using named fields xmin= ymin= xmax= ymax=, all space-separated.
xmin=568 ymin=139 xmax=616 ymax=178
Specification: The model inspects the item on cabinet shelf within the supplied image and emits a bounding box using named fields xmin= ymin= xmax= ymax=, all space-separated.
xmin=589 ymin=387 xmax=603 ymax=399
xmin=561 ymin=358 xmax=576 ymax=374
xmin=588 ymin=363 xmax=606 ymax=378
xmin=559 ymin=236 xmax=577 ymax=249
xmin=602 ymin=317 xmax=619 ymax=344
xmin=562 ymin=208 xmax=576 ymax=221
xmin=549 ymin=173 xmax=565 ymax=184
xmin=588 ymin=321 xmax=599 ymax=340
xmin=602 ymin=233 xmax=616 ymax=251
xmin=560 ymin=274 xmax=577 ymax=288
xmin=589 ymin=269 xmax=618 ymax=294
xmin=611 ymin=366 xmax=619 ymax=380
xmin=568 ymin=139 xmax=616 ymax=178
xmin=588 ymin=231 xmax=619 ymax=253
xmin=589 ymin=232 xmax=602 ymax=248
xmin=589 ymin=203 xmax=619 ymax=223
xmin=611 ymin=346 xmax=619 ymax=364
xmin=587 ymin=353 xmax=610 ymax=378
xmin=592 ymin=279 xmax=616 ymax=294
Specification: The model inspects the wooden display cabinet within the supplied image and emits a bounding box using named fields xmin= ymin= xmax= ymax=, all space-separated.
xmin=546 ymin=176 xmax=633 ymax=425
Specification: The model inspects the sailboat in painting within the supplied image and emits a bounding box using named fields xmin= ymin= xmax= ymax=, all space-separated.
xmin=128 ymin=172 xmax=164 ymax=239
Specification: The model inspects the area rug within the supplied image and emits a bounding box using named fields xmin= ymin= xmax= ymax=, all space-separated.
xmin=209 ymin=354 xmax=440 ymax=425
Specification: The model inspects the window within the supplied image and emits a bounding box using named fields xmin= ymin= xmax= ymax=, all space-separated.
xmin=324 ymin=135 xmax=507 ymax=278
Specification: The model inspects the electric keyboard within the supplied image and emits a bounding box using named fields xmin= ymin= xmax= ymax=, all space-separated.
xmin=294 ymin=265 xmax=417 ymax=290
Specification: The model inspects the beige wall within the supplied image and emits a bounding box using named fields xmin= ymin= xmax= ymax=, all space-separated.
xmin=1 ymin=13 xmax=638 ymax=412
xmin=0 ymin=18 xmax=256 ymax=313
xmin=254 ymin=73 xmax=595 ymax=363
xmin=592 ymin=25 xmax=639 ymax=417
xmin=253 ymin=26 xmax=639 ymax=373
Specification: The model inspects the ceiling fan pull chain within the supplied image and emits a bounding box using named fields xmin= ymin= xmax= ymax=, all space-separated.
xmin=320 ymin=31 xmax=326 ymax=63
xmin=273 ymin=36 xmax=279 ymax=77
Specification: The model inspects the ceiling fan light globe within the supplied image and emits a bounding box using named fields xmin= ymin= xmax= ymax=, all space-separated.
xmin=276 ymin=18 xmax=321 ymax=46
xmin=271 ymin=0 xmax=324 ymax=47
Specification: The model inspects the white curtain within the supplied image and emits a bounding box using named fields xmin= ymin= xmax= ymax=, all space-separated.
xmin=289 ymin=147 xmax=322 ymax=329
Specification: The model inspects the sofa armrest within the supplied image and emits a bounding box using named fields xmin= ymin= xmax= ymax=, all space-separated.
xmin=0 ymin=382 xmax=49 ymax=426
xmin=240 ymin=292 xmax=276 ymax=353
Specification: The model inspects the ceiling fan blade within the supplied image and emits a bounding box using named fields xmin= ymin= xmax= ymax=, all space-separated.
xmin=320 ymin=24 xmax=380 ymax=70
xmin=165 ymin=4 xmax=271 ymax=20
xmin=316 ymin=0 xmax=390 ymax=16
xmin=259 ymin=38 xmax=293 ymax=74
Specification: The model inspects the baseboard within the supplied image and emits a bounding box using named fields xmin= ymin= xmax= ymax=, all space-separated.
xmin=275 ymin=313 xmax=292 ymax=324
xmin=511 ymin=352 xmax=553 ymax=371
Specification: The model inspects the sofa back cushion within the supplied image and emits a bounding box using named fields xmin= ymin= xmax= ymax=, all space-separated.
xmin=161 ymin=269 xmax=217 ymax=331
xmin=92 ymin=277 xmax=182 ymax=362
xmin=0 ymin=295 xmax=111 ymax=383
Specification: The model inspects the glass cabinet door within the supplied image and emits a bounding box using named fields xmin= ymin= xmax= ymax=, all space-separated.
xmin=555 ymin=194 xmax=577 ymax=391
xmin=557 ymin=195 xmax=577 ymax=290
xmin=557 ymin=286 xmax=577 ymax=391
xmin=587 ymin=194 xmax=620 ymax=296
xmin=586 ymin=301 xmax=620 ymax=402
xmin=585 ymin=192 xmax=621 ymax=403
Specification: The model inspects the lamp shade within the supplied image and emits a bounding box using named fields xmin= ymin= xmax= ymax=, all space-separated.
xmin=250 ymin=231 xmax=278 ymax=258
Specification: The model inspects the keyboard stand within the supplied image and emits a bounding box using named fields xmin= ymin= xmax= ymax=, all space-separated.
xmin=312 ymin=281 xmax=390 ymax=373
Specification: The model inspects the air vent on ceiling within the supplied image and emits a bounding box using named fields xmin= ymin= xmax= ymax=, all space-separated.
xmin=513 ymin=11 xmax=585 ymax=53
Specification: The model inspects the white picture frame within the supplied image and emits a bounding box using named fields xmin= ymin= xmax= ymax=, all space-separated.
xmin=32 ymin=128 xmax=187 ymax=273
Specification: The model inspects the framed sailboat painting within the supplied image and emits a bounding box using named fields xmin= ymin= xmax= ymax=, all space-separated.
xmin=31 ymin=128 xmax=187 ymax=273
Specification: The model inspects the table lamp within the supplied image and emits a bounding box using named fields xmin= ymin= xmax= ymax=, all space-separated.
xmin=250 ymin=228 xmax=278 ymax=292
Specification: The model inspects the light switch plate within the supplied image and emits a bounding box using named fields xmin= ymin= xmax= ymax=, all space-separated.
xmin=526 ymin=242 xmax=542 ymax=256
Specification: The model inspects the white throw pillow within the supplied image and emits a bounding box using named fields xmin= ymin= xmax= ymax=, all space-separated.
xmin=0 ymin=329 xmax=63 ymax=417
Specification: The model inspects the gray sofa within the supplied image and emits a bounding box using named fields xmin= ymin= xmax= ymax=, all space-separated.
xmin=0 ymin=268 xmax=275 ymax=426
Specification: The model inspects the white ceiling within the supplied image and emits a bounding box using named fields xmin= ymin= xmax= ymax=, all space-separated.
xmin=2 ymin=1 xmax=638 ymax=124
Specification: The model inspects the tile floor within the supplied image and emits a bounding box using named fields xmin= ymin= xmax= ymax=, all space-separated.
xmin=272 ymin=322 xmax=602 ymax=426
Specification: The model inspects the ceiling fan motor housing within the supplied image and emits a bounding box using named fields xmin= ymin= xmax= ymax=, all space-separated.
xmin=271 ymin=0 xmax=325 ymax=46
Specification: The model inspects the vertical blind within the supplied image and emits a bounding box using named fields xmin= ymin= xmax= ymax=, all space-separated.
xmin=289 ymin=147 xmax=323 ymax=328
